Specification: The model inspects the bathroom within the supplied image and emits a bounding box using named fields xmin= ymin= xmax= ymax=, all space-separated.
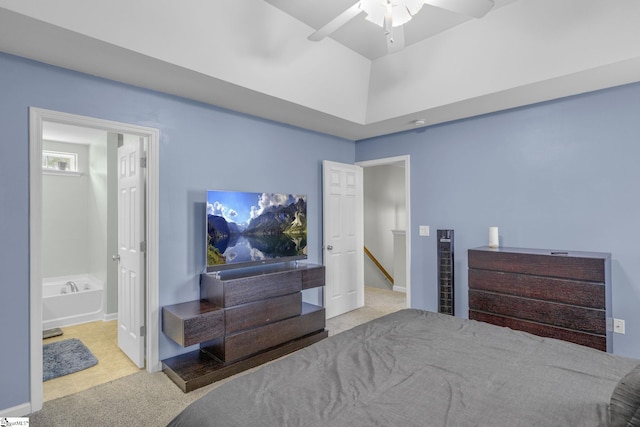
xmin=41 ymin=123 xmax=119 ymax=331
xmin=40 ymin=121 xmax=143 ymax=400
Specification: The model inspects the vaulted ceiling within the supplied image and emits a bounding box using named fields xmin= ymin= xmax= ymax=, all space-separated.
xmin=1 ymin=0 xmax=639 ymax=140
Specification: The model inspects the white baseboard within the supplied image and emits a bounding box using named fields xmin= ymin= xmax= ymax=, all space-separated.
xmin=103 ymin=312 xmax=118 ymax=322
xmin=0 ymin=402 xmax=31 ymax=417
xmin=392 ymin=285 xmax=406 ymax=293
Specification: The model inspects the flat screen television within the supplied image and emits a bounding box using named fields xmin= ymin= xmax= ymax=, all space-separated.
xmin=206 ymin=190 xmax=307 ymax=272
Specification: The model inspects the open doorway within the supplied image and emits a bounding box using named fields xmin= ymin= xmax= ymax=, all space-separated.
xmin=357 ymin=156 xmax=411 ymax=311
xmin=29 ymin=108 xmax=160 ymax=413
xmin=40 ymin=123 xmax=141 ymax=400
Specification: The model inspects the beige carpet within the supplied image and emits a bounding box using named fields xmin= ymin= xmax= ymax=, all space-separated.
xmin=28 ymin=287 xmax=406 ymax=426
xmin=327 ymin=286 xmax=406 ymax=336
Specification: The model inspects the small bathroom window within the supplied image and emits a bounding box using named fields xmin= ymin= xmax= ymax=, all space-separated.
xmin=42 ymin=150 xmax=78 ymax=172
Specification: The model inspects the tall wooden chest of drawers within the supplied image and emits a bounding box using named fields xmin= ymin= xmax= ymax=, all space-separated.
xmin=468 ymin=246 xmax=612 ymax=352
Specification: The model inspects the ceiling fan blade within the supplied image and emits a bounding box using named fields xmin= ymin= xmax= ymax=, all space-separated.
xmin=308 ymin=1 xmax=364 ymax=42
xmin=423 ymin=0 xmax=495 ymax=18
xmin=387 ymin=25 xmax=405 ymax=54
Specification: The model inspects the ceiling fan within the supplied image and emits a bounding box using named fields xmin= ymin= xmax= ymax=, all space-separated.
xmin=308 ymin=0 xmax=495 ymax=53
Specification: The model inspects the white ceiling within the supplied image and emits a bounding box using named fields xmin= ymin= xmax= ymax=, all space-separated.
xmin=1 ymin=0 xmax=640 ymax=141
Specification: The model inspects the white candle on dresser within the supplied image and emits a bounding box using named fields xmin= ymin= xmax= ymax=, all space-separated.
xmin=488 ymin=226 xmax=499 ymax=248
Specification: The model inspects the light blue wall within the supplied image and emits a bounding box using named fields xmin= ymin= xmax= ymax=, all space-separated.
xmin=3 ymin=49 xmax=640 ymax=413
xmin=356 ymin=83 xmax=640 ymax=359
xmin=0 ymin=53 xmax=354 ymax=411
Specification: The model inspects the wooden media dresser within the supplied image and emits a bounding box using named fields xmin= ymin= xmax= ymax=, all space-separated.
xmin=162 ymin=263 xmax=327 ymax=391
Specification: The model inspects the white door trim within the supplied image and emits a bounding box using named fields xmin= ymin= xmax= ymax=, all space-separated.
xmin=28 ymin=108 xmax=160 ymax=413
xmin=356 ymin=155 xmax=411 ymax=308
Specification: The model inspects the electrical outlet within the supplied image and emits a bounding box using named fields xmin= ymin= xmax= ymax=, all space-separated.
xmin=613 ymin=318 xmax=626 ymax=334
xmin=419 ymin=225 xmax=430 ymax=236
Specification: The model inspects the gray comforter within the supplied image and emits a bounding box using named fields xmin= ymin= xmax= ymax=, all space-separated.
xmin=168 ymin=309 xmax=638 ymax=427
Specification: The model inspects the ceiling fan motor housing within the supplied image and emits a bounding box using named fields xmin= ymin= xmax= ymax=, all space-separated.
xmin=362 ymin=0 xmax=425 ymax=28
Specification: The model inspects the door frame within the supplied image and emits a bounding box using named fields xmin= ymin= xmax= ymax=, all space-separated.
xmin=356 ymin=155 xmax=411 ymax=308
xmin=28 ymin=108 xmax=160 ymax=413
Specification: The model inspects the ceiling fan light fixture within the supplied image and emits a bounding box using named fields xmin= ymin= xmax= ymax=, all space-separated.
xmin=308 ymin=0 xmax=496 ymax=54
xmin=362 ymin=0 xmax=425 ymax=28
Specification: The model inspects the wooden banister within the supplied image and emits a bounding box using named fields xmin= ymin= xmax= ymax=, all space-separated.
xmin=364 ymin=246 xmax=394 ymax=285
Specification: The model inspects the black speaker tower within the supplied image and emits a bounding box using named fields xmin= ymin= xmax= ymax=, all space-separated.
xmin=437 ymin=229 xmax=454 ymax=315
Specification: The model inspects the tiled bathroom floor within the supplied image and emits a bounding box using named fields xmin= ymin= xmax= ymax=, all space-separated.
xmin=43 ymin=320 xmax=142 ymax=401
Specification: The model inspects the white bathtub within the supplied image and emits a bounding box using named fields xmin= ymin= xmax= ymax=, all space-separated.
xmin=42 ymin=275 xmax=104 ymax=330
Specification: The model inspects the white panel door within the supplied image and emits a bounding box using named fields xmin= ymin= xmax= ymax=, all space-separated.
xmin=117 ymin=134 xmax=145 ymax=368
xmin=323 ymin=160 xmax=364 ymax=319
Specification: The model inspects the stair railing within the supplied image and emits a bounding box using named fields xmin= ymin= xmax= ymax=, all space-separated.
xmin=364 ymin=246 xmax=394 ymax=285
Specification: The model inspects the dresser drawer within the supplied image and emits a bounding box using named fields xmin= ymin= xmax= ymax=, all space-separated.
xmin=468 ymin=269 xmax=605 ymax=309
xmin=203 ymin=303 xmax=325 ymax=363
xmin=201 ymin=269 xmax=302 ymax=307
xmin=162 ymin=300 xmax=224 ymax=347
xmin=469 ymin=311 xmax=607 ymax=351
xmin=224 ymin=292 xmax=302 ymax=334
xmin=469 ymin=290 xmax=605 ymax=335
xmin=300 ymin=265 xmax=325 ymax=289
xmin=468 ymin=248 xmax=607 ymax=282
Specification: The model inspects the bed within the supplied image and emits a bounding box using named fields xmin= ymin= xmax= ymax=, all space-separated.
xmin=168 ymin=309 xmax=640 ymax=426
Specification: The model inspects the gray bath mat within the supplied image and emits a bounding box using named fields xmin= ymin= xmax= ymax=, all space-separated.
xmin=43 ymin=328 xmax=63 ymax=339
xmin=43 ymin=338 xmax=98 ymax=381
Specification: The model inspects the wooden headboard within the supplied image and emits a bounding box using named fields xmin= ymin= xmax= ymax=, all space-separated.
xmin=468 ymin=246 xmax=612 ymax=352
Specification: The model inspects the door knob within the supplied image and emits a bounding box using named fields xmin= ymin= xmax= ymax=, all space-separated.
xmin=112 ymin=254 xmax=121 ymax=262
xmin=326 ymin=245 xmax=333 ymax=251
